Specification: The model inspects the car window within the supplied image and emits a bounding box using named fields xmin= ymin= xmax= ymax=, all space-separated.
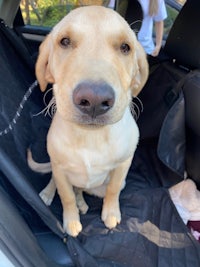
xmin=164 ymin=0 xmax=185 ymax=37
xmin=164 ymin=4 xmax=178 ymax=36
xmin=20 ymin=0 xmax=185 ymax=36
xmin=20 ymin=0 xmax=115 ymax=27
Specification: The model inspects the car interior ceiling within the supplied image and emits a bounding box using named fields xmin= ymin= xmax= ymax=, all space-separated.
xmin=1 ymin=0 xmax=200 ymax=266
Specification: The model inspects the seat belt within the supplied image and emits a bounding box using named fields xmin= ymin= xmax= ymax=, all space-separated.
xmin=0 ymin=19 xmax=34 ymax=72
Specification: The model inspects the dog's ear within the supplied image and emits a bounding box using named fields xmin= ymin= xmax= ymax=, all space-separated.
xmin=131 ymin=42 xmax=149 ymax=97
xmin=35 ymin=35 xmax=55 ymax=91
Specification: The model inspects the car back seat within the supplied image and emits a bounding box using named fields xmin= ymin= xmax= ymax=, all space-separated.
xmin=136 ymin=0 xmax=200 ymax=142
xmin=1 ymin=1 xmax=200 ymax=266
xmin=158 ymin=0 xmax=200 ymax=188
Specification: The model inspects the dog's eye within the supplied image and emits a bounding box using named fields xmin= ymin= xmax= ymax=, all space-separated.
xmin=120 ymin=43 xmax=131 ymax=54
xmin=60 ymin=37 xmax=71 ymax=48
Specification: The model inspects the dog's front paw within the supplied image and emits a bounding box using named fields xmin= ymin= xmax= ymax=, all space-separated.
xmin=101 ymin=206 xmax=121 ymax=229
xmin=63 ymin=219 xmax=82 ymax=237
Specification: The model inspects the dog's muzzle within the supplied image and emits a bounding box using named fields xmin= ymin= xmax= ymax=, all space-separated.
xmin=73 ymin=81 xmax=115 ymax=119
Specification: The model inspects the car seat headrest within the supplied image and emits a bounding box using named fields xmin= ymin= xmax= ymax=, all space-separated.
xmin=164 ymin=0 xmax=200 ymax=69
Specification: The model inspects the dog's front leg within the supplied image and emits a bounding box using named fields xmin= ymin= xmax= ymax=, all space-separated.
xmin=52 ymin=164 xmax=82 ymax=237
xmin=74 ymin=187 xmax=89 ymax=214
xmin=101 ymin=157 xmax=132 ymax=229
xmin=39 ymin=176 xmax=56 ymax=206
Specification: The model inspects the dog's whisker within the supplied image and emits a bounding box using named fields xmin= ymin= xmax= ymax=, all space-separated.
xmin=130 ymin=97 xmax=144 ymax=120
xmin=134 ymin=96 xmax=144 ymax=112
xmin=43 ymin=87 xmax=54 ymax=106
xmin=33 ymin=96 xmax=56 ymax=118
xmin=130 ymin=102 xmax=138 ymax=120
xmin=134 ymin=103 xmax=141 ymax=120
xmin=43 ymin=88 xmax=57 ymax=118
xmin=32 ymin=88 xmax=55 ymax=117
xmin=133 ymin=30 xmax=138 ymax=35
xmin=129 ymin=20 xmax=142 ymax=34
xmin=44 ymin=97 xmax=57 ymax=118
xmin=32 ymin=108 xmax=46 ymax=117
xmin=129 ymin=20 xmax=142 ymax=27
xmin=131 ymin=109 xmax=138 ymax=120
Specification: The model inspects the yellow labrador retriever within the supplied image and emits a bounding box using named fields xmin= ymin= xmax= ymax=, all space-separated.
xmin=35 ymin=5 xmax=148 ymax=237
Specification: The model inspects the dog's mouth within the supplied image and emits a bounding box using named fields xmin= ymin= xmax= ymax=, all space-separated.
xmin=74 ymin=113 xmax=113 ymax=127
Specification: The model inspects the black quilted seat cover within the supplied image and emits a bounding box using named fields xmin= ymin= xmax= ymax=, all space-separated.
xmin=71 ymin=184 xmax=200 ymax=267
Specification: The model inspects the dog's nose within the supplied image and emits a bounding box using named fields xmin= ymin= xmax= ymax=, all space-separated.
xmin=73 ymin=82 xmax=115 ymax=118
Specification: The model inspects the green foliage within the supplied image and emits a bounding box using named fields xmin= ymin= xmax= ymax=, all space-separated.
xmin=38 ymin=4 xmax=74 ymax=26
xmin=21 ymin=0 xmax=180 ymax=32
xmin=21 ymin=0 xmax=77 ymax=27
xmin=164 ymin=5 xmax=179 ymax=36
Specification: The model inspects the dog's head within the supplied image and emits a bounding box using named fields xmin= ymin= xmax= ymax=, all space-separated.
xmin=36 ymin=6 xmax=148 ymax=126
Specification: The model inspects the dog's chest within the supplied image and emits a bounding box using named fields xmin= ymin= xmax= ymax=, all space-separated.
xmin=67 ymin=149 xmax=115 ymax=188
xmin=48 ymin=109 xmax=139 ymax=189
xmin=55 ymin=139 xmax=132 ymax=189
